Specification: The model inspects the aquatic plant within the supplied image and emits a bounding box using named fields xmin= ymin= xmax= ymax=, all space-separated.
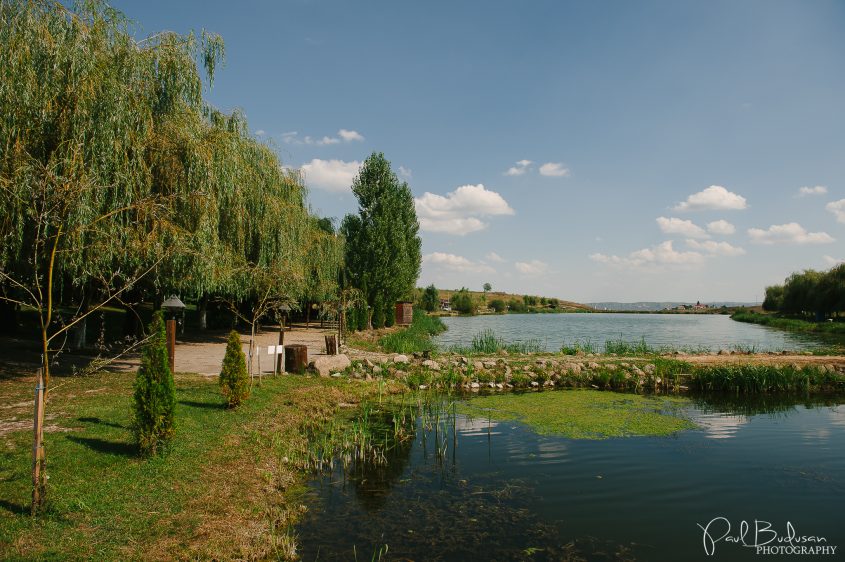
xmin=461 ymin=390 xmax=696 ymax=439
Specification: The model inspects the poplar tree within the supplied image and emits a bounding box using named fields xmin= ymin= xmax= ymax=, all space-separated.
xmin=341 ymin=153 xmax=421 ymax=328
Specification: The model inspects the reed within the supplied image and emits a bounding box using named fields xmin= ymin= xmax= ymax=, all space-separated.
xmin=379 ymin=310 xmax=447 ymax=354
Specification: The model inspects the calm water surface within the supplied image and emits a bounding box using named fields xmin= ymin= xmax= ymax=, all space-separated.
xmin=296 ymin=393 xmax=845 ymax=561
xmin=434 ymin=313 xmax=828 ymax=352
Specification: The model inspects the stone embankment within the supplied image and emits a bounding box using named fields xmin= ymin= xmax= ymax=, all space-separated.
xmin=338 ymin=350 xmax=845 ymax=393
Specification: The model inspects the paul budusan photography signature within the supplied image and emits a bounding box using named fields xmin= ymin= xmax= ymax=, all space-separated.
xmin=698 ymin=517 xmax=838 ymax=556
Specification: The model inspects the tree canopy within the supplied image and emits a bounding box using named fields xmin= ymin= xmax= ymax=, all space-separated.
xmin=341 ymin=153 xmax=421 ymax=328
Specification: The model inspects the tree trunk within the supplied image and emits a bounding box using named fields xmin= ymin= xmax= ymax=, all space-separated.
xmin=70 ymin=292 xmax=91 ymax=350
xmin=197 ymin=295 xmax=208 ymax=331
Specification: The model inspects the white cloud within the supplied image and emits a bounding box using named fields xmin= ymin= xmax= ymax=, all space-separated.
xmin=515 ymin=259 xmax=549 ymax=275
xmin=685 ymin=239 xmax=746 ymax=256
xmin=301 ymin=158 xmax=360 ymax=193
xmin=748 ymin=223 xmax=835 ymax=245
xmin=826 ymin=199 xmax=845 ymax=223
xmin=590 ymin=241 xmax=705 ymax=268
xmin=338 ymin=129 xmax=365 ymax=142
xmin=706 ymin=219 xmax=736 ymax=235
xmin=486 ymin=251 xmax=506 ymax=263
xmin=255 ymin=129 xmax=266 ymax=136
xmin=398 ymin=166 xmax=412 ymax=179
xmin=673 ymin=185 xmax=748 ymax=211
xmin=798 ymin=185 xmax=828 ymax=197
xmin=539 ymin=162 xmax=570 ymax=177
xmin=504 ymin=159 xmax=532 ymax=176
xmin=415 ymin=184 xmax=515 ymax=235
xmin=656 ymin=216 xmax=709 ymax=239
xmin=423 ymin=252 xmax=494 ymax=274
xmin=823 ymin=255 xmax=844 ymax=266
xmin=283 ymin=129 xmax=365 ymax=146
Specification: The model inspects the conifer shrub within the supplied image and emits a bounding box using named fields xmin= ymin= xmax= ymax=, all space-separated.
xmin=132 ymin=311 xmax=176 ymax=456
xmin=219 ymin=330 xmax=250 ymax=407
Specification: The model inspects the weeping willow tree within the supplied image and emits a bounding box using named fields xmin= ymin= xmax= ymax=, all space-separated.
xmin=0 ymin=0 xmax=342 ymax=512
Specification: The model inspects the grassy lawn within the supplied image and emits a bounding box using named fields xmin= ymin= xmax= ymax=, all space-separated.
xmin=0 ymin=370 xmax=400 ymax=560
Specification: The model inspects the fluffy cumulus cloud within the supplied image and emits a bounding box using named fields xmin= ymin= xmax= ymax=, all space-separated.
xmin=590 ymin=241 xmax=705 ymax=268
xmin=706 ymin=219 xmax=736 ymax=235
xmin=415 ymin=184 xmax=515 ymax=235
xmin=539 ymin=162 xmax=570 ymax=177
xmin=826 ymin=199 xmax=845 ymax=223
xmin=823 ymin=255 xmax=845 ymax=266
xmin=486 ymin=251 xmax=506 ymax=263
xmin=423 ymin=252 xmax=495 ymax=274
xmin=685 ymin=239 xmax=746 ymax=256
xmin=515 ymin=259 xmax=549 ymax=275
xmin=798 ymin=185 xmax=828 ymax=197
xmin=283 ymin=129 xmax=365 ymax=146
xmin=656 ymin=216 xmax=709 ymax=238
xmin=747 ymin=223 xmax=835 ymax=245
xmin=504 ymin=160 xmax=532 ymax=176
xmin=337 ymin=129 xmax=365 ymax=142
xmin=673 ymin=185 xmax=748 ymax=212
xmin=398 ymin=165 xmax=412 ymax=179
xmin=301 ymin=158 xmax=360 ymax=193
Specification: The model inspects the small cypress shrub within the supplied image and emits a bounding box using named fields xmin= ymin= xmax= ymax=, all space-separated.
xmin=219 ymin=330 xmax=250 ymax=407
xmin=132 ymin=311 xmax=176 ymax=456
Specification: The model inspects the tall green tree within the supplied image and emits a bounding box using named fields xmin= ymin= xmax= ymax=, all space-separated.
xmin=341 ymin=153 xmax=421 ymax=328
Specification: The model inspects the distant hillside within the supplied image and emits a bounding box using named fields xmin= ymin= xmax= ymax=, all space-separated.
xmin=425 ymin=288 xmax=593 ymax=311
xmin=589 ymin=301 xmax=761 ymax=312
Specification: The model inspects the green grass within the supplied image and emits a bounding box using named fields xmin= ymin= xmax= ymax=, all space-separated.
xmin=0 ymin=371 xmax=401 ymax=560
xmin=460 ymin=390 xmax=696 ymax=439
xmin=560 ymin=339 xmax=599 ymax=355
xmin=378 ymin=310 xmax=446 ymax=354
xmin=731 ymin=310 xmax=845 ymax=336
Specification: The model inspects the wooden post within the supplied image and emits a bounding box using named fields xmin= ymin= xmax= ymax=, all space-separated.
xmin=31 ymin=367 xmax=46 ymax=514
xmin=284 ymin=344 xmax=308 ymax=374
xmin=165 ymin=319 xmax=176 ymax=373
xmin=276 ymin=326 xmax=285 ymax=373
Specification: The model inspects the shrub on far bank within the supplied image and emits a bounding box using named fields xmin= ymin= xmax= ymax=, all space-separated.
xmin=489 ymin=299 xmax=506 ymax=313
xmin=219 ymin=330 xmax=250 ymax=408
xmin=450 ymin=287 xmax=477 ymax=314
xmin=132 ymin=311 xmax=176 ymax=456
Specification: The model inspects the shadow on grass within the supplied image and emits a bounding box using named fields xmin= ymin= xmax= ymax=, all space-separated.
xmin=179 ymin=400 xmax=226 ymax=410
xmin=67 ymin=436 xmax=137 ymax=457
xmin=77 ymin=416 xmax=126 ymax=429
xmin=0 ymin=499 xmax=28 ymax=515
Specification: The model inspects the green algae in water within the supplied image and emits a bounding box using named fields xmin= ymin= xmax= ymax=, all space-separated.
xmin=461 ymin=389 xmax=696 ymax=439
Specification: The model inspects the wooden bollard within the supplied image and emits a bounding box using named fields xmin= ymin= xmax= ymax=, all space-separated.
xmin=324 ymin=334 xmax=338 ymax=356
xmin=284 ymin=344 xmax=308 ymax=374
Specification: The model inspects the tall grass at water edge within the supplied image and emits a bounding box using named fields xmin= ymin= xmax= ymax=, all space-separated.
xmin=732 ymin=310 xmax=845 ymax=336
xmin=379 ymin=310 xmax=447 ymax=354
xmin=450 ymin=328 xmax=544 ymax=355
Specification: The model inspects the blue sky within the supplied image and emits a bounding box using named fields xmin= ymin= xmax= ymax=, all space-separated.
xmin=112 ymin=0 xmax=845 ymax=302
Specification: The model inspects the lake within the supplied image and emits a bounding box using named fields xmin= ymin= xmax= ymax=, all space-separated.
xmin=434 ymin=313 xmax=828 ymax=353
xmin=295 ymin=393 xmax=845 ymax=561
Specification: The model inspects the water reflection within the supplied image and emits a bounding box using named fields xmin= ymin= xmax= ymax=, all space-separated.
xmin=296 ymin=392 xmax=845 ymax=561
